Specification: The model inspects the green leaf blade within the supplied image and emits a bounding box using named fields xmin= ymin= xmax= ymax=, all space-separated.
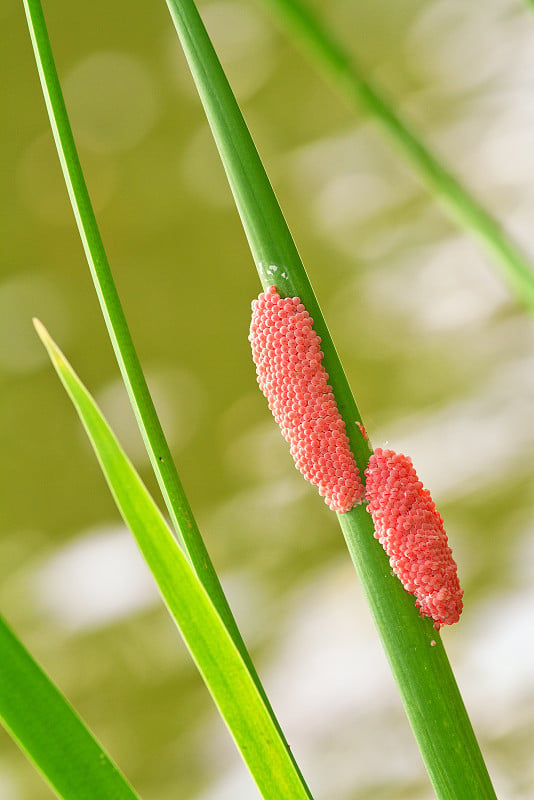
xmin=259 ymin=0 xmax=534 ymax=311
xmin=23 ymin=1 xmax=310 ymax=789
xmin=0 ymin=616 xmax=141 ymax=800
xmin=164 ymin=0 xmax=371 ymax=472
xmin=35 ymin=320 xmax=313 ymax=800
xmin=21 ymin=0 xmax=251 ymax=668
xmin=339 ymin=506 xmax=496 ymax=799
xmin=163 ymin=3 xmax=498 ymax=797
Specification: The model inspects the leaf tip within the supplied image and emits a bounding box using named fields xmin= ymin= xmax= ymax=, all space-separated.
xmin=33 ymin=317 xmax=63 ymax=368
xmin=32 ymin=317 xmax=47 ymax=341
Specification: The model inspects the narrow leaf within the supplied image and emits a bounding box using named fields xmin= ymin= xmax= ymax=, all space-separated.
xmin=22 ymin=0 xmax=308 ymax=788
xmin=34 ymin=319 xmax=313 ymax=800
xmin=164 ymin=0 xmax=372 ymax=474
xmin=259 ymin=0 xmax=534 ymax=311
xmin=0 ymin=615 xmax=140 ymax=800
xmin=21 ymin=0 xmax=249 ymax=666
xmin=164 ymin=2 xmax=498 ymax=796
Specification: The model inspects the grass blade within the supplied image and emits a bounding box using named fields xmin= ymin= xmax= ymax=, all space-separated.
xmin=164 ymin=1 xmax=498 ymax=796
xmin=164 ymin=0 xmax=371 ymax=472
xmin=34 ymin=319 xmax=313 ymax=800
xmin=258 ymin=0 xmax=534 ymax=311
xmin=23 ymin=2 xmax=311 ymax=791
xmin=339 ymin=507 xmax=496 ymax=798
xmin=21 ymin=0 xmax=260 ymax=677
xmin=0 ymin=615 xmax=140 ymax=800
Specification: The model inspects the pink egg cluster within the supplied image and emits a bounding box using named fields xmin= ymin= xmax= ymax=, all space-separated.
xmin=364 ymin=448 xmax=463 ymax=627
xmin=249 ymin=286 xmax=364 ymax=513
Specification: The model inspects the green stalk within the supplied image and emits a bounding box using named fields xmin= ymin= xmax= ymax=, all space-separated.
xmin=23 ymin=0 xmax=244 ymax=666
xmin=23 ymin=2 xmax=310 ymax=794
xmin=165 ymin=0 xmax=497 ymax=796
xmin=34 ymin=321 xmax=313 ymax=800
xmin=340 ymin=508 xmax=495 ymax=798
xmin=164 ymin=0 xmax=371 ymax=472
xmin=0 ymin=616 xmax=140 ymax=800
xmin=258 ymin=0 xmax=534 ymax=311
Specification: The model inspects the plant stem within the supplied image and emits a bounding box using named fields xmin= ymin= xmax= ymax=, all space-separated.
xmin=165 ymin=0 xmax=498 ymax=795
xmin=23 ymin=2 xmax=311 ymax=794
xmin=35 ymin=321 xmax=315 ymax=800
xmin=259 ymin=0 xmax=534 ymax=311
xmin=0 ymin=616 xmax=140 ymax=800
xmin=23 ymin=0 xmax=252 ymax=673
xmin=164 ymin=0 xmax=371 ymax=470
xmin=339 ymin=507 xmax=496 ymax=799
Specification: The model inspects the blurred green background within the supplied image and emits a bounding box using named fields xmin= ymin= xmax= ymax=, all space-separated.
xmin=2 ymin=0 xmax=534 ymax=797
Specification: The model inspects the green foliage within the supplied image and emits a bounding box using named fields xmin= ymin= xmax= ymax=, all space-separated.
xmin=259 ymin=0 xmax=534 ymax=311
xmin=8 ymin=0 xmax=509 ymax=797
xmin=16 ymin=1 xmax=311 ymax=797
xmin=21 ymin=0 xmax=248 ymax=656
xmin=0 ymin=615 xmax=140 ymax=800
xmin=165 ymin=0 xmax=497 ymax=796
xmin=33 ymin=320 xmax=313 ymax=800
